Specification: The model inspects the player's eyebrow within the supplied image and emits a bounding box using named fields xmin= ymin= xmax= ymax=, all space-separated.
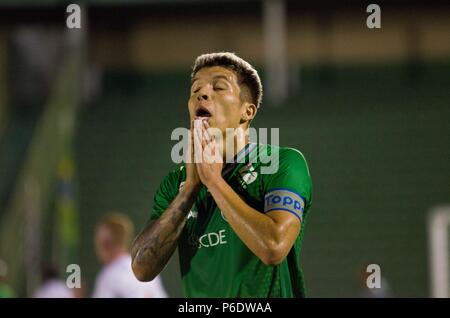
xmin=191 ymin=74 xmax=232 ymax=86
xmin=212 ymin=75 xmax=231 ymax=82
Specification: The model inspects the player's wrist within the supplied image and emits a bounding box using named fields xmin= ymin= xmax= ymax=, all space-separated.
xmin=183 ymin=180 xmax=202 ymax=193
xmin=203 ymin=175 xmax=225 ymax=191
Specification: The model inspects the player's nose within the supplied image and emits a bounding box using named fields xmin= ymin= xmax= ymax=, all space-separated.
xmin=197 ymin=93 xmax=209 ymax=101
xmin=196 ymin=85 xmax=211 ymax=101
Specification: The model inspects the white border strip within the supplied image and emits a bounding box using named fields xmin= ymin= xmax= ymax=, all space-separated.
xmin=428 ymin=206 xmax=450 ymax=298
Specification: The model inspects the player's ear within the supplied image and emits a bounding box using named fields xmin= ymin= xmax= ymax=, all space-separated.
xmin=240 ymin=102 xmax=257 ymax=124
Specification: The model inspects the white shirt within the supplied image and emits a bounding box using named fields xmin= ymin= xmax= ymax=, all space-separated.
xmin=92 ymin=254 xmax=168 ymax=298
xmin=33 ymin=279 xmax=74 ymax=298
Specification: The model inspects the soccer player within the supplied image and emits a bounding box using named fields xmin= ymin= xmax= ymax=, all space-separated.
xmin=131 ymin=52 xmax=312 ymax=297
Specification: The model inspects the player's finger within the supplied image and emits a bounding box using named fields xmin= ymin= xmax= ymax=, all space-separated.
xmin=210 ymin=138 xmax=215 ymax=157
xmin=193 ymin=126 xmax=203 ymax=162
xmin=201 ymin=124 xmax=212 ymax=142
xmin=185 ymin=130 xmax=193 ymax=163
xmin=194 ymin=119 xmax=204 ymax=144
xmin=203 ymin=119 xmax=210 ymax=129
xmin=211 ymin=139 xmax=222 ymax=163
xmin=201 ymin=128 xmax=208 ymax=149
xmin=203 ymin=120 xmax=214 ymax=140
xmin=203 ymin=126 xmax=213 ymax=142
xmin=194 ymin=125 xmax=202 ymax=146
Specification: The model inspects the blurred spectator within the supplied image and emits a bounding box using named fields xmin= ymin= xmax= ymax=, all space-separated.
xmin=33 ymin=264 xmax=74 ymax=298
xmin=0 ymin=259 xmax=15 ymax=298
xmin=92 ymin=213 xmax=167 ymax=298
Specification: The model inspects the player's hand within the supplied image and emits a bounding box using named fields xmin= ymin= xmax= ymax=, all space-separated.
xmin=185 ymin=119 xmax=202 ymax=190
xmin=194 ymin=119 xmax=223 ymax=188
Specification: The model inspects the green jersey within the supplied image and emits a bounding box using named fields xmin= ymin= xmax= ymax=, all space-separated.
xmin=150 ymin=143 xmax=312 ymax=298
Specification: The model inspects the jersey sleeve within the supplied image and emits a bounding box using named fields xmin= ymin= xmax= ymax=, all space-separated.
xmin=150 ymin=166 xmax=184 ymax=221
xmin=262 ymin=148 xmax=312 ymax=222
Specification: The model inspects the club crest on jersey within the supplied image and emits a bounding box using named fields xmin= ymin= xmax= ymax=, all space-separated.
xmin=187 ymin=210 xmax=198 ymax=220
xmin=238 ymin=164 xmax=258 ymax=188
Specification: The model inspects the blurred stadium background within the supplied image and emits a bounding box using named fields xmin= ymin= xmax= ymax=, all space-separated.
xmin=0 ymin=0 xmax=449 ymax=297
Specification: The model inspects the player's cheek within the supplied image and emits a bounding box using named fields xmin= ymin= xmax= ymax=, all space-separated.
xmin=187 ymin=100 xmax=196 ymax=118
xmin=213 ymin=117 xmax=226 ymax=133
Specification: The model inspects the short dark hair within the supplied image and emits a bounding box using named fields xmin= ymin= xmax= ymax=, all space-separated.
xmin=191 ymin=52 xmax=263 ymax=109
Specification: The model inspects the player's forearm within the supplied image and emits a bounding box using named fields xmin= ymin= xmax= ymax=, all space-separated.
xmin=206 ymin=178 xmax=287 ymax=265
xmin=131 ymin=183 xmax=200 ymax=281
